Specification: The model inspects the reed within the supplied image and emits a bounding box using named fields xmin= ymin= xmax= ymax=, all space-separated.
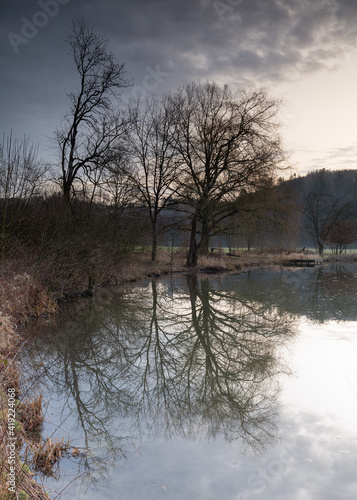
xmin=0 ymin=271 xmax=58 ymax=499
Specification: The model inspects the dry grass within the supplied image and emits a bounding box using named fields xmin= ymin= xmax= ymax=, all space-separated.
xmin=25 ymin=437 xmax=70 ymax=478
xmin=221 ymin=249 xmax=320 ymax=270
xmin=0 ymin=273 xmax=58 ymax=323
xmin=102 ymin=248 xmax=314 ymax=283
xmin=323 ymin=252 xmax=357 ymax=263
xmin=196 ymin=254 xmax=241 ymax=272
xmin=0 ymin=372 xmax=50 ymax=500
xmin=0 ymin=455 xmax=51 ymax=500
xmin=0 ymin=270 xmax=58 ymax=499
xmin=92 ymin=248 xmax=188 ymax=286
xmin=17 ymin=395 xmax=43 ymax=435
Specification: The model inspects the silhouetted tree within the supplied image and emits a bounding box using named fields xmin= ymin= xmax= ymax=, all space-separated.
xmin=168 ymin=82 xmax=287 ymax=266
xmin=120 ymin=96 xmax=178 ymax=261
xmin=303 ymin=193 xmax=354 ymax=255
xmin=326 ymin=219 xmax=357 ymax=254
xmin=0 ymin=132 xmax=46 ymax=256
xmin=56 ymin=20 xmax=130 ymax=203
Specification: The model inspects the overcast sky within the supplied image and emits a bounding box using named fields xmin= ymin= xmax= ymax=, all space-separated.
xmin=1 ymin=0 xmax=357 ymax=175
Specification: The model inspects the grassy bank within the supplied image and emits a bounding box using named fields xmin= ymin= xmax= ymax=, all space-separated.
xmin=0 ymin=272 xmax=58 ymax=499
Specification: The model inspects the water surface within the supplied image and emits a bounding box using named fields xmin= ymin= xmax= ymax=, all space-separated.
xmin=23 ymin=265 xmax=357 ymax=499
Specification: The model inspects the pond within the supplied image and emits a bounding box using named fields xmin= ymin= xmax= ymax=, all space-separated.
xmin=22 ymin=265 xmax=357 ymax=499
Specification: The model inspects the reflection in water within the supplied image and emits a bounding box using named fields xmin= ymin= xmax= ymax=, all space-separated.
xmin=24 ymin=273 xmax=296 ymax=487
xmin=234 ymin=264 xmax=357 ymax=322
xmin=22 ymin=264 xmax=357 ymax=496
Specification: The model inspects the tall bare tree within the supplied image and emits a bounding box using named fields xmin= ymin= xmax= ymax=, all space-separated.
xmin=120 ymin=96 xmax=178 ymax=261
xmin=168 ymin=82 xmax=287 ymax=266
xmin=56 ymin=20 xmax=130 ymax=203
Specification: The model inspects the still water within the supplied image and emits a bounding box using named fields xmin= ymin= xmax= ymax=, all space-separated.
xmin=23 ymin=265 xmax=357 ymax=499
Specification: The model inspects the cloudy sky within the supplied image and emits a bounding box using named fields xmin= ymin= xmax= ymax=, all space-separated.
xmin=1 ymin=0 xmax=357 ymax=175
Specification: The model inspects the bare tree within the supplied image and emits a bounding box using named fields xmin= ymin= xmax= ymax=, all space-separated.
xmin=0 ymin=132 xmax=46 ymax=255
xmin=303 ymin=193 xmax=354 ymax=255
xmin=120 ymin=96 xmax=178 ymax=261
xmin=168 ymin=82 xmax=287 ymax=266
xmin=56 ymin=20 xmax=130 ymax=203
xmin=237 ymin=183 xmax=300 ymax=251
xmin=326 ymin=219 xmax=357 ymax=254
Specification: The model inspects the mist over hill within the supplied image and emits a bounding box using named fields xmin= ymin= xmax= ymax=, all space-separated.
xmin=281 ymin=169 xmax=357 ymax=249
xmin=206 ymin=169 xmax=357 ymax=251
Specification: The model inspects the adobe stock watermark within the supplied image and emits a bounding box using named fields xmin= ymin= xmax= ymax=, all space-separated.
xmin=130 ymin=65 xmax=169 ymax=99
xmin=6 ymin=387 xmax=17 ymax=494
xmin=7 ymin=0 xmax=71 ymax=54
xmin=212 ymin=0 xmax=242 ymax=22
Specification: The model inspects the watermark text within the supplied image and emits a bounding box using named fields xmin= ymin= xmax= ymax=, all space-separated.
xmin=7 ymin=0 xmax=71 ymax=54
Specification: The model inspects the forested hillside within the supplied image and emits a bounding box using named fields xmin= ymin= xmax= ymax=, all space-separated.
xmin=282 ymin=169 xmax=357 ymax=251
xmin=286 ymin=169 xmax=357 ymax=204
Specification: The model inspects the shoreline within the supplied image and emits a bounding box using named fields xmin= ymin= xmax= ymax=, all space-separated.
xmin=1 ymin=249 xmax=356 ymax=498
xmin=0 ymin=274 xmax=56 ymax=499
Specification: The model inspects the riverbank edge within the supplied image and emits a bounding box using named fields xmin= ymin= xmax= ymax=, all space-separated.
xmin=1 ymin=249 xmax=356 ymax=498
xmin=0 ymin=273 xmax=58 ymax=499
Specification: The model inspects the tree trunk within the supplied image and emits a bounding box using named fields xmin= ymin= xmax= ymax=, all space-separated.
xmin=151 ymin=221 xmax=157 ymax=262
xmin=186 ymin=273 xmax=198 ymax=312
xmin=199 ymin=220 xmax=210 ymax=256
xmin=186 ymin=213 xmax=199 ymax=267
xmin=199 ymin=200 xmax=210 ymax=256
xmin=62 ymin=177 xmax=72 ymax=204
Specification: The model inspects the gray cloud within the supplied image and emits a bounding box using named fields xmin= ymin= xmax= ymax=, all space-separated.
xmin=1 ymin=0 xmax=357 ymax=160
xmin=291 ymin=144 xmax=357 ymax=175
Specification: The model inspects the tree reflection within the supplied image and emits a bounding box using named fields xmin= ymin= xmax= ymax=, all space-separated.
xmin=229 ymin=264 xmax=357 ymax=322
xmin=23 ymin=275 xmax=296 ymax=483
xmin=163 ymin=274 xmax=294 ymax=448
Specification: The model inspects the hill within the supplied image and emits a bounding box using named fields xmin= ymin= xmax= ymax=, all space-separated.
xmin=282 ymin=169 xmax=357 ymax=249
xmin=285 ymin=168 xmax=357 ymax=205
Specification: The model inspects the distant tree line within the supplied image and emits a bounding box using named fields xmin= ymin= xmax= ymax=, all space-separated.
xmin=286 ymin=170 xmax=357 ymax=254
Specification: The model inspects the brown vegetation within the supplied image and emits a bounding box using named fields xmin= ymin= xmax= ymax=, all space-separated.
xmin=26 ymin=437 xmax=70 ymax=478
xmin=0 ymin=272 xmax=58 ymax=499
